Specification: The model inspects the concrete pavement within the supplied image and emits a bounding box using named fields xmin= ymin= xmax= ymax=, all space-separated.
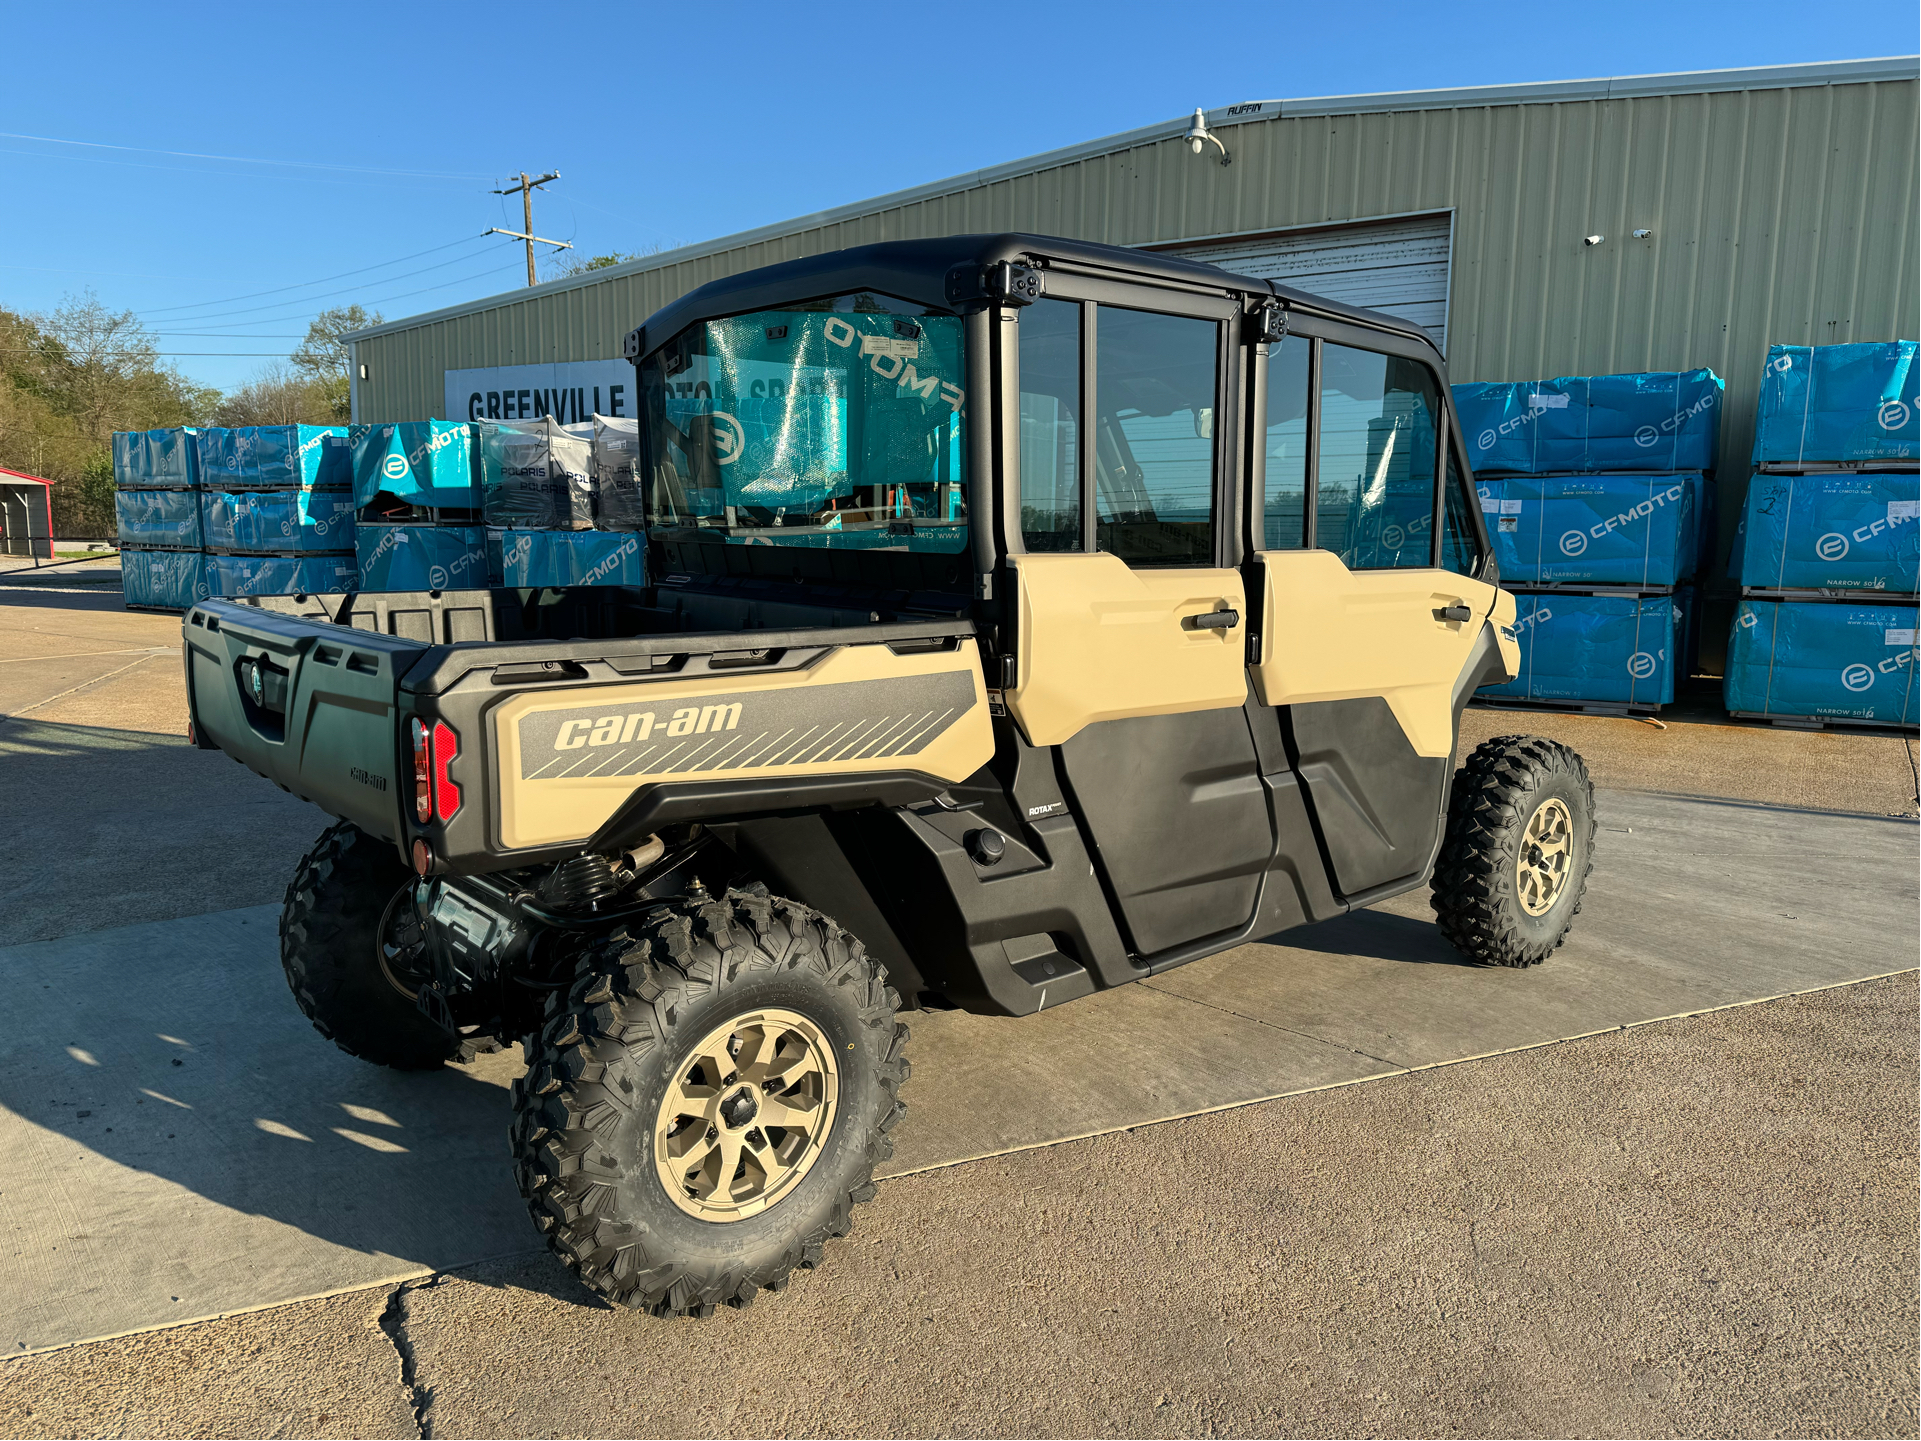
xmin=0 ymin=787 xmax=1912 ymax=1355
xmin=2 ymin=973 xmax=1911 ymax=1439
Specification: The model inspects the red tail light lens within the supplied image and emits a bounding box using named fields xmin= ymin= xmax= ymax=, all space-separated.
xmin=431 ymin=721 xmax=461 ymax=822
xmin=410 ymin=717 xmax=431 ymax=823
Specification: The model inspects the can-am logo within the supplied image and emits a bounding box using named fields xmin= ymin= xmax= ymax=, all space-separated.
xmin=554 ymin=702 xmax=742 ymax=750
xmin=1879 ymin=400 xmax=1911 ymax=431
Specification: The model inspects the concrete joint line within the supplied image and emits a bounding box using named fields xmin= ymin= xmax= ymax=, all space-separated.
xmin=0 ymin=653 xmax=160 ymax=725
xmin=378 ymin=1273 xmax=447 ymax=1439
xmin=883 ymin=967 xmax=1921 ymax=1182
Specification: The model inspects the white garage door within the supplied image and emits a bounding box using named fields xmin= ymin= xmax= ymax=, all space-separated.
xmin=1170 ymin=213 xmax=1453 ymax=354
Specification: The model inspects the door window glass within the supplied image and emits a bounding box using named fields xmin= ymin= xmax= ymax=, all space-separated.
xmin=1440 ymin=441 xmax=1483 ymax=575
xmin=1314 ymin=343 xmax=1441 ymax=569
xmin=1094 ymin=306 xmax=1217 ymax=566
xmin=1018 ymin=299 xmax=1082 ymax=552
xmin=1262 ymin=335 xmax=1309 ymax=550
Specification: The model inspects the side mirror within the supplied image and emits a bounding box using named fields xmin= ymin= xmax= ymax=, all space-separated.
xmin=1193 ymin=408 xmax=1214 ymax=440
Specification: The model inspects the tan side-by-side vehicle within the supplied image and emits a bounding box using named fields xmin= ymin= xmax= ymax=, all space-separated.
xmin=184 ymin=234 xmax=1596 ymax=1315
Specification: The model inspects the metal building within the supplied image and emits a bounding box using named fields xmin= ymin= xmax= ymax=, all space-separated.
xmin=347 ymin=54 xmax=1919 ymax=623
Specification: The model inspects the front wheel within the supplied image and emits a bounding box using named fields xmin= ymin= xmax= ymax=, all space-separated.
xmin=1431 ymin=736 xmax=1596 ymax=967
xmin=510 ymin=886 xmax=909 ymax=1316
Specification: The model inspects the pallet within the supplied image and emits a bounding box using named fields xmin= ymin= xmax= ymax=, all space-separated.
xmin=1754 ymin=460 xmax=1919 ymax=474
xmin=1728 ymin=709 xmax=1918 ymax=735
xmin=1471 ymin=695 xmax=1665 ymax=718
xmin=1739 ymin=588 xmax=1919 ymax=605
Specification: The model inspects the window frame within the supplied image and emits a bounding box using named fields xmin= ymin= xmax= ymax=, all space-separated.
xmin=1003 ymin=273 xmax=1242 ymax=570
xmin=1248 ymin=310 xmax=1490 ymax=574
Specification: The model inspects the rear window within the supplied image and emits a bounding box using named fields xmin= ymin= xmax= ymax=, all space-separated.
xmin=640 ymin=293 xmax=968 ymax=555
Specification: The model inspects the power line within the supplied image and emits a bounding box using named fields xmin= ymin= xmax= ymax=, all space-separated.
xmin=0 ymin=145 xmax=475 ymax=191
xmin=150 ymin=255 xmax=526 ymax=334
xmin=0 ymin=129 xmax=490 ymax=180
xmin=489 ymin=172 xmax=570 ymax=287
xmin=137 ymin=244 xmax=518 ymax=328
xmin=139 ymin=235 xmax=496 ymax=316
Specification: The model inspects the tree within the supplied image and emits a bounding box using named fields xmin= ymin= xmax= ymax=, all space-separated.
xmin=291 ymin=304 xmax=382 ymax=422
xmin=544 ymin=243 xmax=675 ymax=282
xmin=214 ymin=364 xmax=338 ymax=427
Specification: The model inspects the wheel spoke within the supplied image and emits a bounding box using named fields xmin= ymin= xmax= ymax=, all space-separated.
xmin=755 ymin=1089 xmax=822 ymax=1133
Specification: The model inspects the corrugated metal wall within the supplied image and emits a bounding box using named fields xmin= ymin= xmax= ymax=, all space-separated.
xmin=359 ymin=75 xmax=1919 ymax=501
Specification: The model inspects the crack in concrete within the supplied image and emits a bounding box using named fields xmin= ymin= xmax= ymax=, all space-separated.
xmin=1138 ymin=978 xmax=1407 ymax=1069
xmin=377 ymin=1274 xmax=443 ymax=1439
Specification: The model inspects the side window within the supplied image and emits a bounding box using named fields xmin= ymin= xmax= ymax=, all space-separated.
xmin=1314 ymin=343 xmax=1441 ymax=569
xmin=1018 ymin=299 xmax=1082 ymax=552
xmin=1262 ymin=335 xmax=1309 ymax=549
xmin=1093 ymin=306 xmax=1217 ymax=566
xmin=1440 ymin=441 xmax=1483 ymax=576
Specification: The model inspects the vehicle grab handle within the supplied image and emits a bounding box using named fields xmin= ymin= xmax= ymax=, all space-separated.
xmin=1184 ymin=607 xmax=1241 ymax=631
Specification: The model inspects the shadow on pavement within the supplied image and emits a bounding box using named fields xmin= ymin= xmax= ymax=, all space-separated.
xmin=1276 ymin=905 xmax=1484 ymax=968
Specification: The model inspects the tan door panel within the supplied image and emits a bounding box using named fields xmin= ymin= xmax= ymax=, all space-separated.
xmin=493 ymin=640 xmax=993 ymax=851
xmin=1005 ymin=552 xmax=1247 ymax=747
xmin=1250 ymin=549 xmax=1507 ymax=758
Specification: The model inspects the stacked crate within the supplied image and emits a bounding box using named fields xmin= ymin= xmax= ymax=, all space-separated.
xmin=113 ymin=428 xmax=208 ymax=611
xmin=479 ymin=415 xmax=646 ymax=589
xmin=197 ymin=425 xmax=358 ymax=599
xmin=1726 ymin=342 xmax=1920 ymax=729
xmin=351 ymin=421 xmax=490 ymax=592
xmin=1452 ymin=370 xmax=1722 ymax=713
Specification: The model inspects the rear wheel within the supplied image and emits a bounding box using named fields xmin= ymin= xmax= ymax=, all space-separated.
xmin=280 ymin=821 xmax=464 ymax=1069
xmin=1431 ymin=736 xmax=1596 ymax=967
xmin=510 ymin=885 xmax=908 ymax=1315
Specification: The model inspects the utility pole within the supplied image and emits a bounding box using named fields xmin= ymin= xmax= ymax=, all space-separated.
xmin=488 ymin=171 xmax=571 ymax=286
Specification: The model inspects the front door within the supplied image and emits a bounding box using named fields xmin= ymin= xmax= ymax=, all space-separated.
xmin=1003 ymin=288 xmax=1273 ymax=957
xmin=1249 ymin=328 xmax=1502 ymax=897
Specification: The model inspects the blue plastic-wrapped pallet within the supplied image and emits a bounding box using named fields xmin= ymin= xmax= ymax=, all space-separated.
xmin=357 ymin=524 xmax=489 ymax=592
xmin=1752 ymin=342 xmax=1919 ymax=468
xmin=201 ymin=489 xmax=356 ymax=553
xmin=111 ymin=428 xmax=200 ymax=489
xmin=204 ymin=553 xmax=359 ymax=599
xmin=490 ymin=529 xmax=646 ymax=588
xmin=1475 ymin=473 xmax=1704 ymax=585
xmin=1725 ymin=598 xmax=1920 ymax=726
xmin=195 ymin=426 xmax=350 ymax=490
xmin=1453 ymin=370 xmax=1722 ymax=476
xmin=352 ymin=422 xmax=481 ymax=510
xmin=114 ymin=489 xmax=205 ymax=549
xmin=1735 ymin=472 xmax=1920 ymax=593
xmin=1481 ymin=590 xmax=1685 ymax=708
xmin=121 ymin=548 xmax=210 ymax=609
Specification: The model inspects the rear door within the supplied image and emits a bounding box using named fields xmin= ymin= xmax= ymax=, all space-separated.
xmin=1249 ymin=319 xmax=1499 ymax=898
xmin=1003 ymin=280 xmax=1272 ymax=958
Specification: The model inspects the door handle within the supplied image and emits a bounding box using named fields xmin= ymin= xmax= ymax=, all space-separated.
xmin=1185 ymin=607 xmax=1240 ymax=631
xmin=1435 ymin=604 xmax=1474 ymax=623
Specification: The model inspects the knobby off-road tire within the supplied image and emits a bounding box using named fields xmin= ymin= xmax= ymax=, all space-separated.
xmin=280 ymin=820 xmax=465 ymax=1069
xmin=1431 ymin=735 xmax=1597 ymax=968
xmin=510 ymin=885 xmax=909 ymax=1317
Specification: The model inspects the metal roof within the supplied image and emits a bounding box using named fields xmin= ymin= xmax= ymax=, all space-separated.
xmin=346 ymin=55 xmax=1920 ymax=344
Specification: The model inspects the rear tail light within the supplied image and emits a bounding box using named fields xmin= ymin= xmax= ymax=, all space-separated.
xmin=410 ymin=717 xmax=432 ymax=823
xmin=430 ymin=720 xmax=461 ymax=822
xmin=409 ymin=716 xmax=463 ymax=825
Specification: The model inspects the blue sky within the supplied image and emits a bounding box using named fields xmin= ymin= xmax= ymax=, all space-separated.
xmin=3 ymin=0 xmax=1914 ymax=391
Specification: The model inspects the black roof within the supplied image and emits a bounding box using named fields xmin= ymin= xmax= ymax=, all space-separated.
xmin=623 ymin=232 xmax=1433 ymax=361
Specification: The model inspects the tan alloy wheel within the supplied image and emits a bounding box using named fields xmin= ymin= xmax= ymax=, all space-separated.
xmin=654 ymin=1008 xmax=840 ymax=1222
xmin=1515 ymin=796 xmax=1575 ymax=916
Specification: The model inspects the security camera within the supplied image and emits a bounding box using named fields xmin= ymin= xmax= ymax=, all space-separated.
xmin=1583 ymin=235 xmax=1605 ymax=247
xmin=1184 ymin=108 xmax=1230 ymax=165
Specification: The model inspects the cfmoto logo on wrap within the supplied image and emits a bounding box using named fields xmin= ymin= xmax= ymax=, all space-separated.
xmin=383 ymin=453 xmax=409 ymax=481
xmin=1559 ymin=530 xmax=1589 ymax=556
xmin=1880 ymin=400 xmax=1911 ymax=431
xmin=517 ymin=671 xmax=977 ymax=781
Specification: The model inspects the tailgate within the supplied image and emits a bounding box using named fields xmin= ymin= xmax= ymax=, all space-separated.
xmin=183 ymin=599 xmax=425 ymax=839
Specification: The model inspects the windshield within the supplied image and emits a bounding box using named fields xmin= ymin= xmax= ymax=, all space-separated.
xmin=640 ymin=293 xmax=968 ymax=554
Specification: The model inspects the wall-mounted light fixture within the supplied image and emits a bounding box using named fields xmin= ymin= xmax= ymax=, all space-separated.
xmin=1583 ymin=235 xmax=1605 ymax=247
xmin=1633 ymin=228 xmax=1655 ymax=239
xmin=358 ymin=363 xmax=369 ymax=380
xmin=1184 ymin=109 xmax=1231 ymax=166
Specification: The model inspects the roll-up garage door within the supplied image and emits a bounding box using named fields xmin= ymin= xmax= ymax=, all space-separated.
xmin=1169 ymin=214 xmax=1453 ymax=354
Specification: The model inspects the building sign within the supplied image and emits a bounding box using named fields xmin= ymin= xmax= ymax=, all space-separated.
xmin=445 ymin=360 xmax=634 ymax=425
